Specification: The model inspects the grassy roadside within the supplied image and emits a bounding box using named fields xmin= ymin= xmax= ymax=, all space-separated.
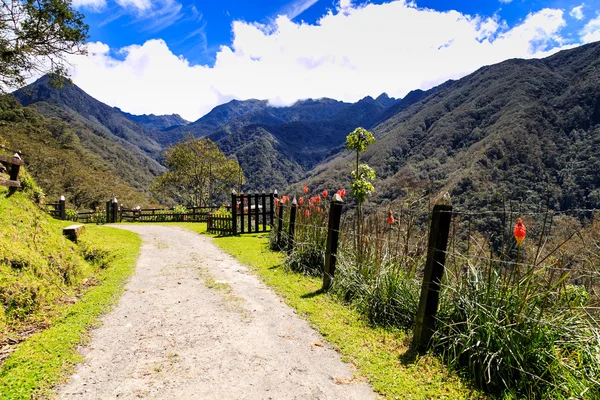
xmin=204 ymin=230 xmax=483 ymax=399
xmin=0 ymin=225 xmax=141 ymax=399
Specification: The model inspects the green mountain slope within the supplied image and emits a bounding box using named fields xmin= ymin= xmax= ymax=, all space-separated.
xmin=0 ymin=95 xmax=149 ymax=207
xmin=296 ymin=41 xmax=600 ymax=215
xmin=12 ymin=76 xmax=165 ymax=194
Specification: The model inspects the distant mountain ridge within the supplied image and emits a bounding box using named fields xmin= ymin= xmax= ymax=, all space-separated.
xmin=13 ymin=75 xmax=402 ymax=193
xmin=116 ymin=109 xmax=189 ymax=131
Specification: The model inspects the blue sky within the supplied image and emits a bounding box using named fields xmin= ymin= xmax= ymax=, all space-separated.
xmin=68 ymin=0 xmax=600 ymax=120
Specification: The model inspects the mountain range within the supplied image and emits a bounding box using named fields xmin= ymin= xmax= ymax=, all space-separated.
xmin=6 ymin=40 xmax=600 ymax=214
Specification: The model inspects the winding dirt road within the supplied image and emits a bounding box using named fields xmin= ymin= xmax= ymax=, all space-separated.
xmin=58 ymin=225 xmax=375 ymax=399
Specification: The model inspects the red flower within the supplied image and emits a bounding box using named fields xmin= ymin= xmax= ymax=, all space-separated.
xmin=299 ymin=197 xmax=304 ymax=206
xmin=303 ymin=185 xmax=309 ymax=194
xmin=281 ymin=196 xmax=289 ymax=204
xmin=322 ymin=189 xmax=328 ymax=198
xmin=316 ymin=195 xmax=321 ymax=203
xmin=514 ymin=218 xmax=526 ymax=246
xmin=387 ymin=210 xmax=395 ymax=225
xmin=316 ymin=206 xmax=321 ymax=214
xmin=337 ymin=189 xmax=346 ymax=198
xmin=274 ymin=198 xmax=280 ymax=205
xmin=305 ymin=209 xmax=310 ymax=217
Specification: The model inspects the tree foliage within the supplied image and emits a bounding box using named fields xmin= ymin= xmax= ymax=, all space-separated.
xmin=0 ymin=0 xmax=88 ymax=90
xmin=151 ymin=136 xmax=244 ymax=207
xmin=350 ymin=163 xmax=376 ymax=204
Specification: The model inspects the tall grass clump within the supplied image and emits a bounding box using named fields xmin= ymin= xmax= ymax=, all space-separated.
xmin=435 ymin=261 xmax=599 ymax=399
xmin=433 ymin=212 xmax=600 ymax=399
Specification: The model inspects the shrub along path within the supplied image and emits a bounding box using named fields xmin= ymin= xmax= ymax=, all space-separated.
xmin=58 ymin=225 xmax=375 ymax=399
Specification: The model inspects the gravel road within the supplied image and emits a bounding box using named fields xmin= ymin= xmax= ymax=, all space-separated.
xmin=58 ymin=225 xmax=376 ymax=399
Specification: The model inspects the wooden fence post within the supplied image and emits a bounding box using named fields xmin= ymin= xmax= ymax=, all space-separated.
xmin=8 ymin=153 xmax=21 ymax=194
xmin=231 ymin=189 xmax=238 ymax=235
xmin=59 ymin=195 xmax=66 ymax=220
xmin=248 ymin=194 xmax=252 ymax=233
xmin=240 ymin=194 xmax=245 ymax=234
xmin=271 ymin=190 xmax=277 ymax=229
xmin=413 ymin=193 xmax=452 ymax=352
xmin=262 ymin=193 xmax=267 ymax=232
xmin=111 ymin=198 xmax=118 ymax=223
xmin=255 ymin=193 xmax=260 ymax=232
xmin=323 ymin=193 xmax=344 ymax=291
xmin=287 ymin=198 xmax=297 ymax=254
xmin=277 ymin=201 xmax=284 ymax=248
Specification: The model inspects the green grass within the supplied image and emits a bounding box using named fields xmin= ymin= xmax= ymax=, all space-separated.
xmin=0 ymin=189 xmax=141 ymax=399
xmin=209 ymin=232 xmax=483 ymax=400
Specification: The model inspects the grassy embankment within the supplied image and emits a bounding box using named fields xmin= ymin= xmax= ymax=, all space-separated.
xmin=0 ymin=182 xmax=140 ymax=399
xmin=173 ymin=222 xmax=481 ymax=399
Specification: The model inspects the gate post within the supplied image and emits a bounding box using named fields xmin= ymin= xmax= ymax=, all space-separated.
xmin=111 ymin=198 xmax=118 ymax=223
xmin=413 ymin=193 xmax=452 ymax=352
xmin=323 ymin=193 xmax=344 ymax=291
xmin=248 ymin=194 xmax=252 ymax=233
xmin=271 ymin=190 xmax=277 ymax=229
xmin=231 ymin=189 xmax=238 ymax=235
xmin=240 ymin=194 xmax=245 ymax=234
xmin=262 ymin=193 xmax=267 ymax=232
xmin=287 ymin=198 xmax=297 ymax=254
xmin=59 ymin=195 xmax=66 ymax=220
xmin=277 ymin=200 xmax=284 ymax=248
xmin=106 ymin=200 xmax=111 ymax=224
xmin=255 ymin=193 xmax=260 ymax=232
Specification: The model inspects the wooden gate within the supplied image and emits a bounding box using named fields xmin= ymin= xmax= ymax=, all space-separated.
xmin=227 ymin=191 xmax=275 ymax=235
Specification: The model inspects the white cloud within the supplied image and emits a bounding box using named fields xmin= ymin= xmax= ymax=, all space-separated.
xmin=570 ymin=4 xmax=584 ymax=20
xmin=115 ymin=0 xmax=152 ymax=11
xmin=581 ymin=15 xmax=600 ymax=43
xmin=499 ymin=0 xmax=512 ymax=4
xmin=72 ymin=0 xmax=106 ymax=10
xmin=69 ymin=0 xmax=571 ymax=121
xmin=282 ymin=0 xmax=319 ymax=19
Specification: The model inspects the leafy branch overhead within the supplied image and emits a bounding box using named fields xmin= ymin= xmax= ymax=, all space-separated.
xmin=0 ymin=0 xmax=89 ymax=90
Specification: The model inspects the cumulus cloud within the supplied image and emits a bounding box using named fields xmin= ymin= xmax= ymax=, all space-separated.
xmin=570 ymin=5 xmax=584 ymax=20
xmin=581 ymin=15 xmax=600 ymax=43
xmin=72 ymin=0 xmax=106 ymax=10
xmin=69 ymin=0 xmax=571 ymax=121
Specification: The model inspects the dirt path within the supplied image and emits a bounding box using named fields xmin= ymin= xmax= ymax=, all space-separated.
xmin=58 ymin=225 xmax=376 ymax=399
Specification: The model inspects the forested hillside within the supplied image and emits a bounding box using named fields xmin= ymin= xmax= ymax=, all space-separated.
xmin=296 ymin=41 xmax=600 ymax=216
xmin=0 ymin=95 xmax=149 ymax=207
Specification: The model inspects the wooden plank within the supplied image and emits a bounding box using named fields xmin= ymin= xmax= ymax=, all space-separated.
xmin=0 ymin=179 xmax=20 ymax=188
xmin=0 ymin=154 xmax=23 ymax=166
xmin=63 ymin=224 xmax=85 ymax=242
